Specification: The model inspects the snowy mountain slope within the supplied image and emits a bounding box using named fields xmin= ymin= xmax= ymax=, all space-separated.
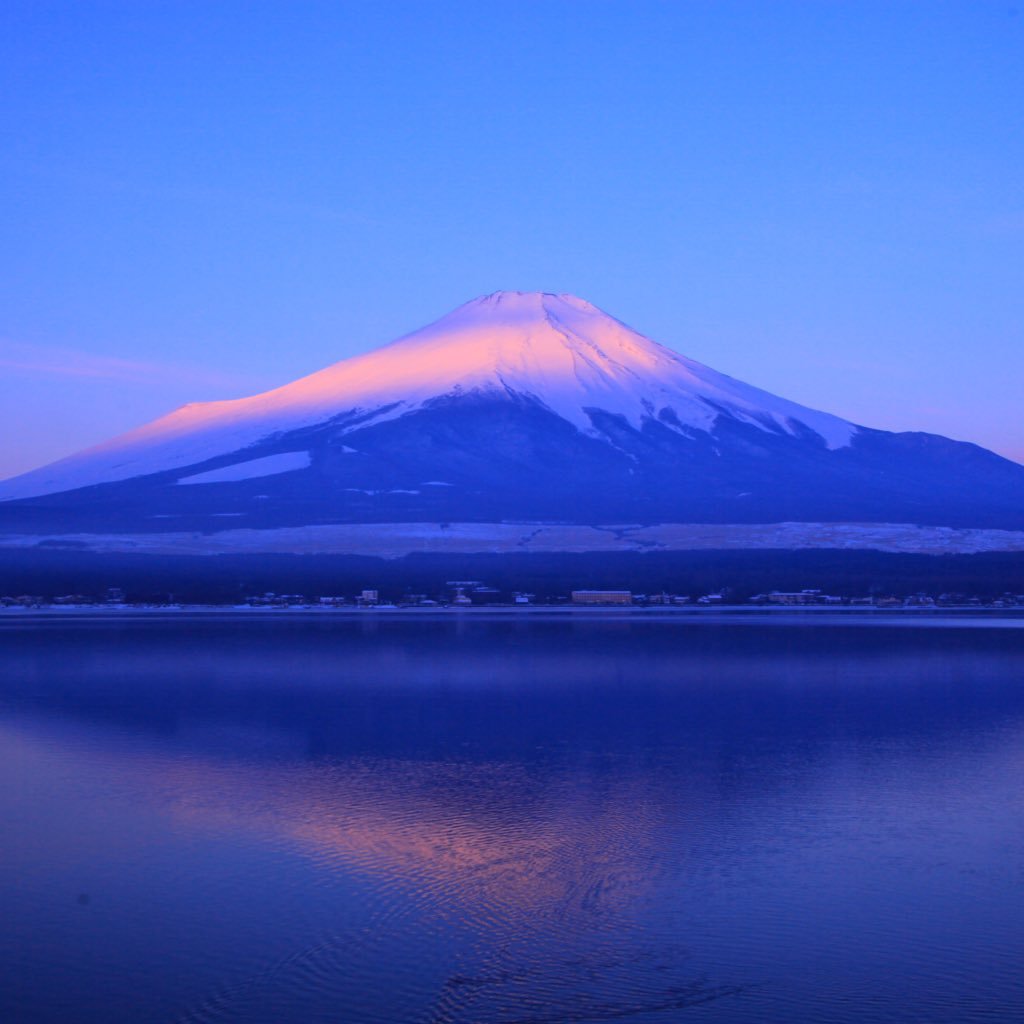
xmin=2 ymin=291 xmax=1024 ymax=538
xmin=0 ymin=292 xmax=855 ymax=502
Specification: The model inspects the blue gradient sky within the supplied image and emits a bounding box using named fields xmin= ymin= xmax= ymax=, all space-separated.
xmin=2 ymin=0 xmax=1022 ymax=479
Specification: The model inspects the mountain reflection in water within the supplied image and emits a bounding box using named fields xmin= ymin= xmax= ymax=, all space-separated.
xmin=2 ymin=615 xmax=1024 ymax=1023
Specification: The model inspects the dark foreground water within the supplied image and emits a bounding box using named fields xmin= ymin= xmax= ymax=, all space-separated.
xmin=2 ymin=613 xmax=1023 ymax=1024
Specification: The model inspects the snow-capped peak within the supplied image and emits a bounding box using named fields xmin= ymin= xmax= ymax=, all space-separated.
xmin=0 ymin=292 xmax=856 ymax=500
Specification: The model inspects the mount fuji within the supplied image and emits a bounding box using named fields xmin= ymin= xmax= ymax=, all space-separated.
xmin=2 ymin=291 xmax=1024 ymax=550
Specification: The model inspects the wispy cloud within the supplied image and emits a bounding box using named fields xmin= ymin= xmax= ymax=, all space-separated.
xmin=0 ymin=339 xmax=267 ymax=392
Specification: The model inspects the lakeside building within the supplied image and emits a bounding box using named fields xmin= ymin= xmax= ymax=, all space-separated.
xmin=757 ymin=590 xmax=842 ymax=606
xmin=571 ymin=590 xmax=633 ymax=605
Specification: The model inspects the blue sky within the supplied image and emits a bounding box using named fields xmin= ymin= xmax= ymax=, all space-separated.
xmin=2 ymin=0 xmax=1022 ymax=477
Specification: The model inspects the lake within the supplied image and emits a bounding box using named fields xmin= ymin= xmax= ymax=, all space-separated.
xmin=2 ymin=612 xmax=1023 ymax=1023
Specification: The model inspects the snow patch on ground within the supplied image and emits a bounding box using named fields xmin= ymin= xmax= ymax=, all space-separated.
xmin=4 ymin=522 xmax=1024 ymax=558
xmin=176 ymin=451 xmax=311 ymax=484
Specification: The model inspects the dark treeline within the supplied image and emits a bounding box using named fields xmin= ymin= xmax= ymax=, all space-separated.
xmin=2 ymin=548 xmax=1024 ymax=603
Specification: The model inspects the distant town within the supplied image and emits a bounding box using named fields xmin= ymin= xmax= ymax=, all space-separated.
xmin=3 ymin=583 xmax=1024 ymax=611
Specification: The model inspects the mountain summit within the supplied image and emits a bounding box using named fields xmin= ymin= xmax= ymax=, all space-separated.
xmin=2 ymin=291 xmax=1024 ymax=536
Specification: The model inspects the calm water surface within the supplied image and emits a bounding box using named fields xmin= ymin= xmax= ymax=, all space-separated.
xmin=2 ymin=613 xmax=1023 ymax=1023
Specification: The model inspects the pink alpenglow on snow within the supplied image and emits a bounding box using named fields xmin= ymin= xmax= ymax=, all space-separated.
xmin=0 ymin=292 xmax=855 ymax=501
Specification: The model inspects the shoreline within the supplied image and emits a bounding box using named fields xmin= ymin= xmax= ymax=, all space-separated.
xmin=2 ymin=604 xmax=1023 ymax=625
